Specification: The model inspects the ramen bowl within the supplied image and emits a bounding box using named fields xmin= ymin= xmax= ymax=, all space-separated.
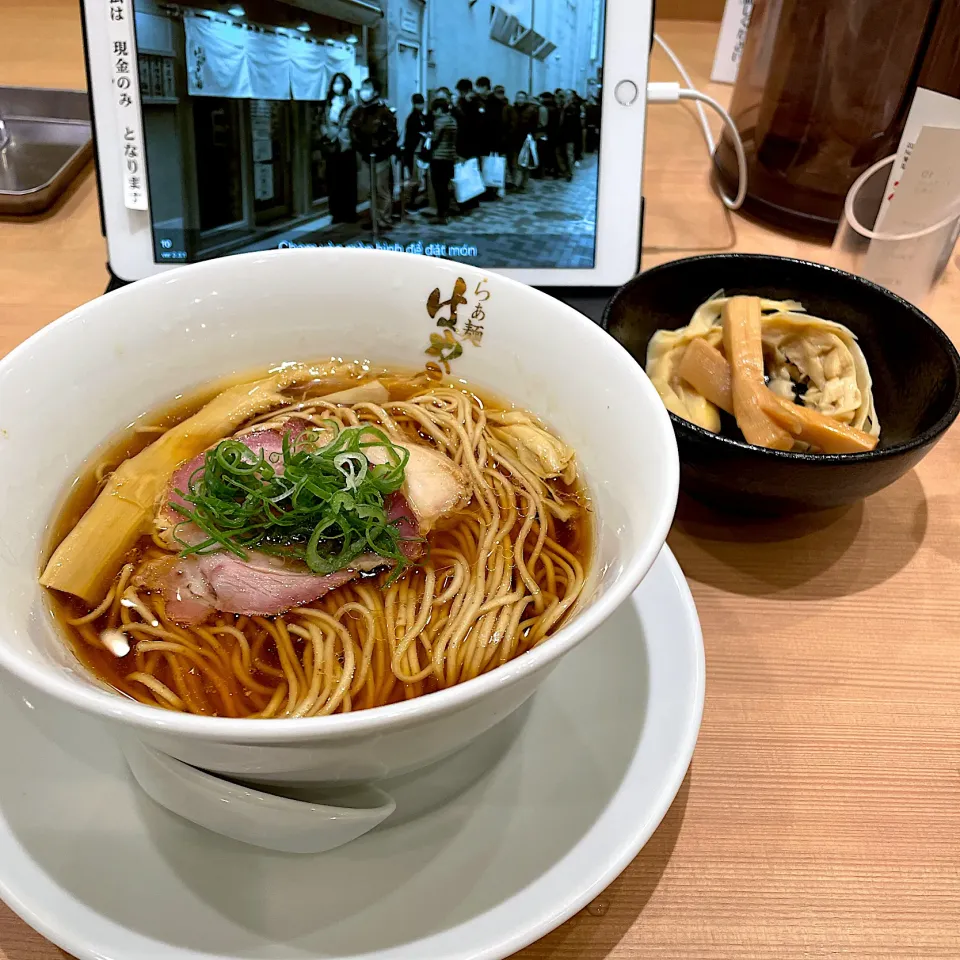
xmin=0 ymin=248 xmax=678 ymax=792
xmin=604 ymin=254 xmax=960 ymax=514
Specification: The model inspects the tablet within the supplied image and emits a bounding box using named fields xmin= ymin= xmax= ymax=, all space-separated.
xmin=82 ymin=0 xmax=652 ymax=287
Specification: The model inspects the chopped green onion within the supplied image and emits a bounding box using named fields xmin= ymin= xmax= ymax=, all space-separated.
xmin=170 ymin=424 xmax=416 ymax=578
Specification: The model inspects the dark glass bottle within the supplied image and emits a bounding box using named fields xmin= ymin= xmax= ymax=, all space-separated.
xmin=916 ymin=0 xmax=960 ymax=94
xmin=714 ymin=0 xmax=946 ymax=238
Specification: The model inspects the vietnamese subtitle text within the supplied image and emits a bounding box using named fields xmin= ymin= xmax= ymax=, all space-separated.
xmin=276 ymin=239 xmax=479 ymax=258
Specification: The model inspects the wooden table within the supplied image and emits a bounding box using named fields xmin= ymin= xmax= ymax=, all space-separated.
xmin=2 ymin=7 xmax=959 ymax=959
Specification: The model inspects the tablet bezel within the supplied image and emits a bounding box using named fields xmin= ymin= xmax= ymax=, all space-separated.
xmin=83 ymin=0 xmax=652 ymax=286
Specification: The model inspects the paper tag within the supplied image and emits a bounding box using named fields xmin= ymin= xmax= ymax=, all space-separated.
xmin=107 ymin=0 xmax=148 ymax=211
xmin=877 ymin=87 xmax=960 ymax=226
xmin=862 ymin=124 xmax=960 ymax=303
xmin=875 ymin=125 xmax=960 ymax=234
xmin=710 ymin=0 xmax=754 ymax=85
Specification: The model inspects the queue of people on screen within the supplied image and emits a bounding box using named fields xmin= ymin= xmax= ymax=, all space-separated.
xmin=319 ymin=72 xmax=602 ymax=229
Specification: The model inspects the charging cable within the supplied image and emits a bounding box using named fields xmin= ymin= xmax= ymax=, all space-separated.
xmin=648 ymin=34 xmax=748 ymax=211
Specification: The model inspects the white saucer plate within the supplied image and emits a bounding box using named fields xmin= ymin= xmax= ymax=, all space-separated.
xmin=0 ymin=546 xmax=704 ymax=960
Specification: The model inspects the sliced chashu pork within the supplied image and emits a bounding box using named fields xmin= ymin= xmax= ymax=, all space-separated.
xmin=156 ymin=554 xmax=365 ymax=625
xmin=364 ymin=440 xmax=468 ymax=534
xmin=148 ymin=422 xmax=467 ymax=622
xmin=161 ymin=420 xmax=468 ymax=539
xmin=149 ymin=491 xmax=420 ymax=623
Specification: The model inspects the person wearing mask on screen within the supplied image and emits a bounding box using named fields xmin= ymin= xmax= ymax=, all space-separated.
xmin=567 ymin=89 xmax=585 ymax=166
xmin=454 ymin=78 xmax=481 ymax=160
xmin=453 ymin=78 xmax=482 ymax=213
xmin=429 ymin=84 xmax=454 ymax=134
xmin=538 ymin=91 xmax=558 ymax=179
xmin=553 ymin=89 xmax=573 ymax=182
xmin=319 ymin=72 xmax=358 ymax=224
xmin=474 ymin=77 xmax=495 ymax=154
xmin=476 ymin=76 xmax=504 ymax=200
xmin=496 ymin=85 xmax=518 ymax=191
xmin=585 ymin=90 xmax=601 ymax=154
xmin=513 ymin=90 xmax=538 ymax=192
xmin=402 ymin=93 xmax=429 ymax=209
xmin=428 ymin=95 xmax=458 ymax=226
xmin=420 ymin=86 xmax=453 ymax=214
xmin=349 ymin=76 xmax=399 ymax=231
xmin=560 ymin=89 xmax=582 ymax=175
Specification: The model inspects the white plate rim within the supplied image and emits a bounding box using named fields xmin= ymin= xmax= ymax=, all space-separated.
xmin=0 ymin=545 xmax=705 ymax=960
xmin=489 ymin=545 xmax=705 ymax=958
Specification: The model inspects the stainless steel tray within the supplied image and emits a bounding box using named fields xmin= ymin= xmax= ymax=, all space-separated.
xmin=0 ymin=86 xmax=93 ymax=215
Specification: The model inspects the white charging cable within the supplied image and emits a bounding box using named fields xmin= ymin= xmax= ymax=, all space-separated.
xmin=653 ymin=33 xmax=715 ymax=152
xmin=648 ymin=34 xmax=747 ymax=211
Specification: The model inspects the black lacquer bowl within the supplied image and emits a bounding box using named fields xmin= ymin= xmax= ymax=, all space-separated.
xmin=603 ymin=254 xmax=960 ymax=514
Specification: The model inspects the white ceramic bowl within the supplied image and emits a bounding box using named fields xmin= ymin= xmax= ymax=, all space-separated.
xmin=0 ymin=248 xmax=677 ymax=787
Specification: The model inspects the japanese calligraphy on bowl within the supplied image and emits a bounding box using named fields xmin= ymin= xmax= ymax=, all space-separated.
xmin=424 ymin=276 xmax=489 ymax=378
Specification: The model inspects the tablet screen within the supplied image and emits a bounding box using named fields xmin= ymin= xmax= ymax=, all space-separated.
xmin=132 ymin=0 xmax=607 ymax=270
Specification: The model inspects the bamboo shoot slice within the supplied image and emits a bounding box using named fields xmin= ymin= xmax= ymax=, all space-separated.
xmin=680 ymin=338 xmax=877 ymax=454
xmin=757 ymin=389 xmax=878 ymax=454
xmin=320 ymin=380 xmax=389 ymax=405
xmin=722 ymin=296 xmax=794 ymax=451
xmin=40 ymin=368 xmax=316 ymax=603
xmin=677 ymin=337 xmax=733 ymax=414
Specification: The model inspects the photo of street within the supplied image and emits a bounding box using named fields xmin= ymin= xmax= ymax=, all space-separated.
xmin=133 ymin=0 xmax=605 ymax=269
xmin=245 ymin=150 xmax=599 ymax=268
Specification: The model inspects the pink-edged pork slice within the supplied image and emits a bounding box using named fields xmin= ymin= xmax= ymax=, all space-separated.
xmin=162 ymin=424 xmax=302 ymax=530
xmin=149 ymin=423 xmax=424 ymax=622
xmin=161 ymin=422 xmax=468 ymax=537
xmin=365 ymin=439 xmax=469 ymax=533
xmin=145 ymin=491 xmax=421 ymax=623
xmin=156 ymin=553 xmax=363 ymax=624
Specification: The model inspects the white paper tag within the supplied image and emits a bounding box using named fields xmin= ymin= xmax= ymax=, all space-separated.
xmin=710 ymin=0 xmax=754 ymax=85
xmin=874 ymin=125 xmax=960 ymax=234
xmin=877 ymin=87 xmax=960 ymax=226
xmin=862 ymin=124 xmax=960 ymax=303
xmin=107 ymin=0 xmax=148 ymax=211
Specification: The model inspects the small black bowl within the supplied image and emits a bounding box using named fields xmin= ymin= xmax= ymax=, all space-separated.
xmin=603 ymin=254 xmax=960 ymax=514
